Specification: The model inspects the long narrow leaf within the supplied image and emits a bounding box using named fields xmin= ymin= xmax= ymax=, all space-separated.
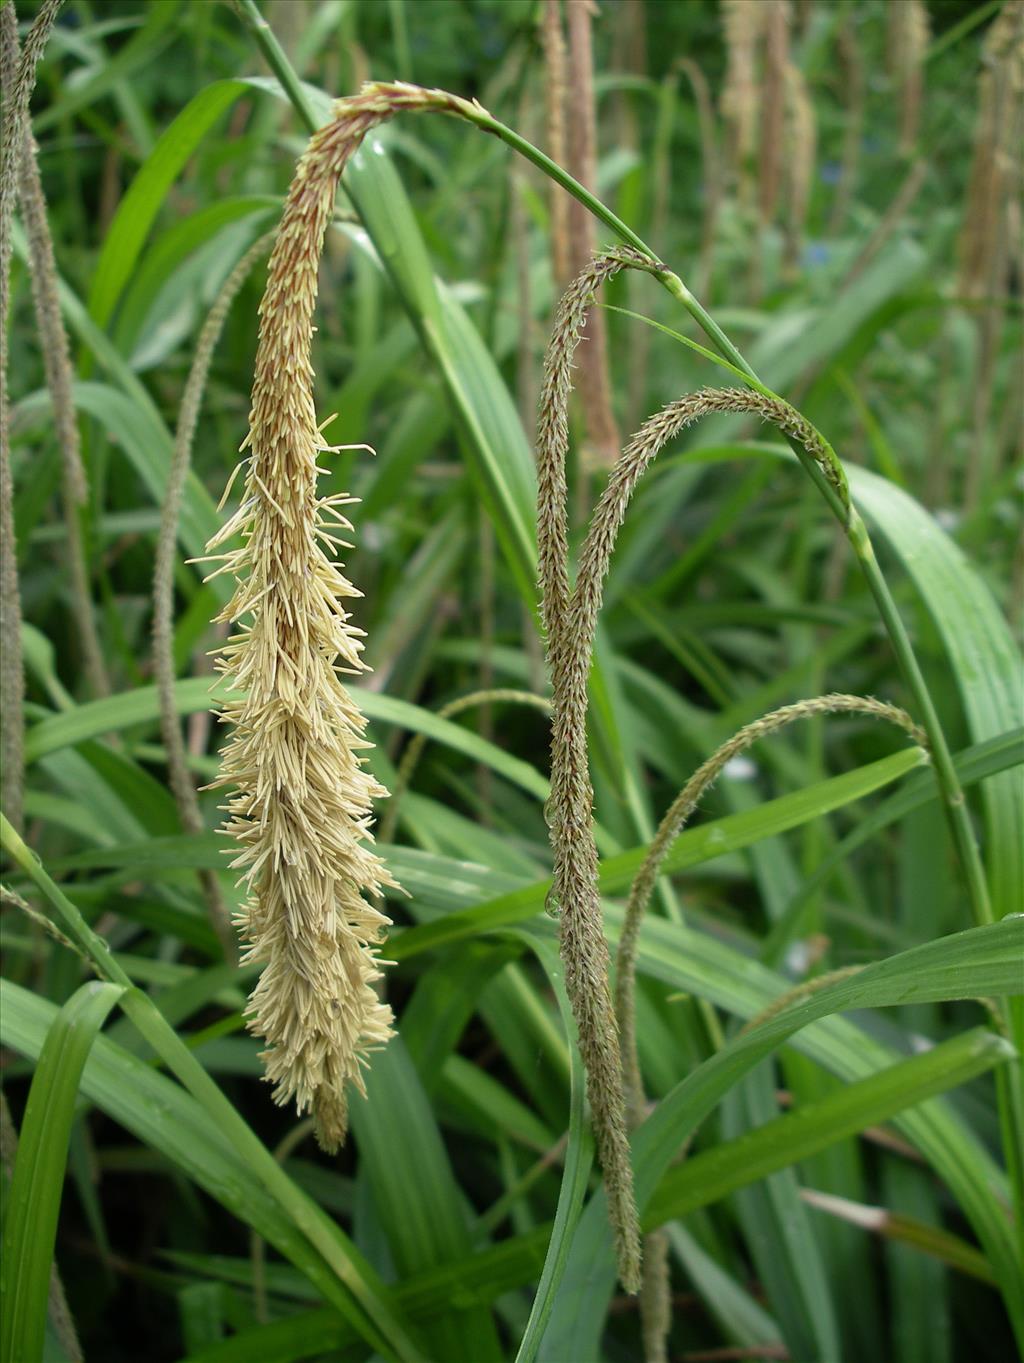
xmin=0 ymin=982 xmax=125 ymax=1363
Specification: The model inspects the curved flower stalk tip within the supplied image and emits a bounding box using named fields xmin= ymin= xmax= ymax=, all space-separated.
xmin=613 ymin=692 xmax=926 ymax=1129
xmin=203 ymin=83 xmax=478 ymax=1151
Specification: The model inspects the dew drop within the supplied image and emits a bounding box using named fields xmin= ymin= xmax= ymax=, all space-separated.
xmin=544 ymin=887 xmax=562 ymax=919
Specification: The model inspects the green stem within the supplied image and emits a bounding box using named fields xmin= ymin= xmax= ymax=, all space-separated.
xmin=845 ymin=511 xmax=992 ymax=923
xmin=235 ymin=0 xmax=322 ymax=134
xmin=925 ymin=0 xmax=1002 ymax=63
xmin=1 ymin=814 xmax=130 ymax=987
xmin=236 ymin=0 xmax=657 ymax=253
xmin=656 ymin=268 xmax=753 ymax=377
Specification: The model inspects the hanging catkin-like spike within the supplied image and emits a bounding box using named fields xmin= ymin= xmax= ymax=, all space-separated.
xmin=783 ymin=60 xmax=816 ymax=276
xmin=757 ymin=0 xmax=790 ymax=228
xmin=537 ymin=246 xmax=668 ymax=1295
xmin=887 ymin=0 xmax=930 ymax=156
xmin=720 ymin=0 xmax=764 ymax=208
xmin=205 ymin=84 xmax=471 ymax=1151
xmin=958 ymin=1 xmax=1023 ymax=300
xmin=1 ymin=0 xmax=65 ymax=834
xmin=541 ymin=0 xmax=572 ymax=290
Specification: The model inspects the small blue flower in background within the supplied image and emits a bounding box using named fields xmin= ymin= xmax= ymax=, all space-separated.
xmin=804 ymin=242 xmax=830 ymax=268
xmin=820 ymin=160 xmax=842 ymax=185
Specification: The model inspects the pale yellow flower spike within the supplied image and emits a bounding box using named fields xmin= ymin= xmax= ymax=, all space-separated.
xmin=204 ymin=86 xmax=477 ymax=1151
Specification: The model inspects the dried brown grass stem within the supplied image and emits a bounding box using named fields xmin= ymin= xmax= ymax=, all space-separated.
xmin=16 ymin=123 xmax=109 ymax=699
xmin=844 ymin=159 xmax=927 ymax=290
xmin=959 ymin=1 xmax=1024 ymax=300
xmin=828 ymin=12 xmax=865 ymax=233
xmin=888 ymin=0 xmax=930 ymax=156
xmin=959 ymin=1 xmax=1023 ymax=510
xmin=1 ymin=0 xmax=64 ymax=833
xmin=783 ymin=61 xmax=815 ymax=277
xmin=758 ymin=0 xmax=789 ymax=227
xmin=679 ymin=58 xmax=721 ymax=302
xmin=541 ymin=0 xmax=571 ymax=290
xmin=721 ymin=0 xmax=764 ymax=209
xmin=565 ymin=0 xmax=598 ymax=280
xmin=565 ymin=0 xmax=620 ymax=468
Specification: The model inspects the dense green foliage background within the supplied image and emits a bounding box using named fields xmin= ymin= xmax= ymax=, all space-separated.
xmin=2 ymin=2 xmax=1022 ymax=1361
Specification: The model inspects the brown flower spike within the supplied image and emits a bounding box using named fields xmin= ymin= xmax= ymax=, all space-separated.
xmin=204 ymin=86 xmax=469 ymax=1151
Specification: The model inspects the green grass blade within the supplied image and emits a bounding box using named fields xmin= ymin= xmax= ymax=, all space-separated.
xmin=764 ymin=728 xmax=1024 ymax=961
xmin=350 ymin=1038 xmax=502 ymax=1360
xmin=665 ymin=1225 xmax=782 ymax=1354
xmin=652 ymin=1028 xmax=1014 ymax=1223
xmin=113 ymin=197 xmax=276 ymax=354
xmin=803 ymin=1189 xmax=999 ymax=1286
xmin=391 ymin=748 xmax=926 ymax=961
xmin=174 ymin=1311 xmax=349 ymax=1363
xmin=1 ymin=980 xmax=424 ymax=1363
xmin=0 ymin=830 xmax=427 ymax=1363
xmin=880 ymin=1163 xmax=952 ymax=1363
xmin=849 ymin=466 xmax=1024 ymax=918
xmin=539 ymin=915 xmax=1023 ymax=1358
xmin=15 ymin=381 xmax=219 ymax=569
xmin=35 ymin=2 xmax=181 ymax=135
xmin=721 ymin=1068 xmax=839 ymax=1362
xmin=512 ymin=935 xmax=593 ymax=1363
xmin=118 ymin=991 xmax=428 ymax=1363
xmin=23 ymin=679 xmax=549 ymax=802
xmin=0 ymin=981 xmax=125 ymax=1363
xmin=86 ymin=80 xmax=250 ymax=329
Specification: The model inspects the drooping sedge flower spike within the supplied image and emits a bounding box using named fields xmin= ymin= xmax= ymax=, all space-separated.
xmin=205 ymin=412 xmax=396 ymax=1151
xmin=197 ymin=94 xmax=482 ymax=1151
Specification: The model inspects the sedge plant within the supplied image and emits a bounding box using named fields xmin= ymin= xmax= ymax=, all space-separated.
xmin=2 ymin=5 xmax=1021 ymax=1361
xmin=200 ymin=32 xmax=1019 ymax=1296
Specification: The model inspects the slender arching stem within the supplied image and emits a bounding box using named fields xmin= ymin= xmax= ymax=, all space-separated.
xmin=237 ymin=0 xmax=989 ymax=930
